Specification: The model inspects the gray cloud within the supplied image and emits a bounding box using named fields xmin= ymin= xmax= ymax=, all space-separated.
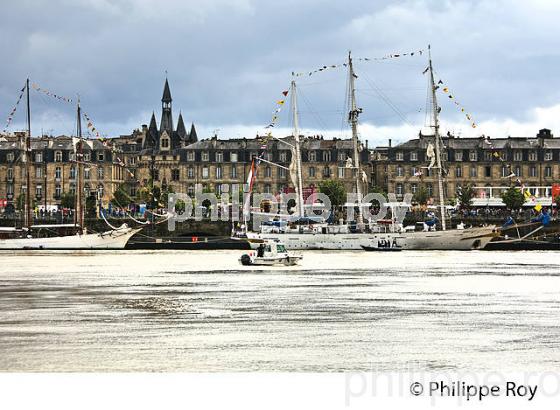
xmin=2 ymin=0 xmax=560 ymax=143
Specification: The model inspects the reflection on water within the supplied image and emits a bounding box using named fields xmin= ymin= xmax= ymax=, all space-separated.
xmin=0 ymin=250 xmax=559 ymax=372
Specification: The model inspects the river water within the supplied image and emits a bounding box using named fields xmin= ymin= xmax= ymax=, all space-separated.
xmin=0 ymin=250 xmax=559 ymax=372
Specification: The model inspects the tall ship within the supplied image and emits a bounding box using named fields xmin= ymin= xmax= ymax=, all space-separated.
xmin=235 ymin=47 xmax=497 ymax=250
xmin=0 ymin=79 xmax=141 ymax=250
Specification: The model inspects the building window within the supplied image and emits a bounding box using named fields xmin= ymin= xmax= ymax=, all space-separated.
xmin=545 ymin=166 xmax=552 ymax=177
xmin=35 ymin=166 xmax=42 ymax=178
xmin=7 ymin=184 xmax=14 ymax=195
xmin=455 ymin=151 xmax=463 ymax=161
xmin=188 ymin=166 xmax=194 ymax=179
xmin=130 ymin=186 xmax=137 ymax=197
xmin=55 ymin=185 xmax=62 ymax=198
xmin=338 ymin=167 xmax=345 ymax=178
xmin=442 ymin=152 xmax=448 ymax=162
xmin=53 ymin=151 xmax=62 ymax=162
xmin=265 ymin=166 xmax=272 ymax=178
xmin=484 ymin=151 xmax=492 ymax=161
xmin=323 ymin=166 xmax=330 ymax=177
xmin=514 ymin=165 xmax=522 ymax=177
xmin=202 ymin=166 xmax=209 ymax=179
xmin=396 ymin=183 xmax=403 ymax=196
xmin=187 ymin=185 xmax=195 ymax=196
xmin=153 ymin=169 xmax=159 ymax=181
xmin=411 ymin=183 xmax=418 ymax=194
xmin=323 ymin=151 xmax=331 ymax=162
xmin=7 ymin=168 xmax=14 ymax=180
xmin=98 ymin=167 xmax=104 ymax=179
xmin=83 ymin=152 xmax=91 ymax=162
xmin=396 ymin=151 xmax=404 ymax=161
xmin=216 ymin=151 xmax=223 ymax=162
xmin=513 ymin=151 xmax=522 ymax=161
xmin=470 ymin=166 xmax=477 ymax=177
xmin=202 ymin=152 xmax=209 ymax=162
xmin=544 ymin=151 xmax=553 ymax=161
xmin=36 ymin=185 xmax=42 ymax=198
xmin=338 ymin=152 xmax=346 ymax=161
xmin=230 ymin=152 xmax=238 ymax=162
xmin=309 ymin=167 xmax=315 ymax=177
xmin=410 ymin=151 xmax=418 ymax=161
xmin=264 ymin=184 xmax=271 ymax=194
xmin=187 ymin=151 xmax=195 ymax=161
xmin=529 ymin=166 xmax=537 ymax=177
xmin=280 ymin=151 xmax=288 ymax=162
xmin=308 ymin=151 xmax=316 ymax=162
xmin=55 ymin=167 xmax=62 ymax=179
xmin=396 ymin=166 xmax=404 ymax=177
xmin=485 ymin=166 xmax=491 ymax=178
xmin=161 ymin=138 xmax=170 ymax=148
xmin=70 ymin=166 xmax=76 ymax=179
xmin=427 ymin=183 xmax=433 ymax=197
xmin=97 ymin=184 xmax=104 ymax=198
xmin=411 ymin=167 xmax=418 ymax=176
xmin=98 ymin=152 xmax=104 ymax=161
xmin=216 ymin=165 xmax=223 ymax=179
xmin=35 ymin=152 xmax=43 ymax=163
xmin=455 ymin=166 xmax=462 ymax=178
xmin=469 ymin=151 xmax=478 ymax=161
xmin=528 ymin=151 xmax=537 ymax=161
xmin=231 ymin=165 xmax=237 ymax=179
xmin=171 ymin=169 xmax=180 ymax=181
xmin=279 ymin=168 xmax=287 ymax=178
xmin=501 ymin=165 xmax=508 ymax=177
xmin=7 ymin=152 xmax=14 ymax=162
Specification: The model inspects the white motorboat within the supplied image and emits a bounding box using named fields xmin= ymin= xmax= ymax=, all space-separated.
xmin=239 ymin=240 xmax=303 ymax=266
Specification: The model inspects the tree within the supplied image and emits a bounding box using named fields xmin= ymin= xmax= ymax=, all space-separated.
xmin=60 ymin=192 xmax=75 ymax=209
xmin=501 ymin=187 xmax=525 ymax=211
xmin=457 ymin=185 xmax=475 ymax=209
xmin=85 ymin=196 xmax=97 ymax=218
xmin=413 ymin=186 xmax=429 ymax=206
xmin=318 ymin=180 xmax=346 ymax=209
xmin=111 ymin=184 xmax=132 ymax=207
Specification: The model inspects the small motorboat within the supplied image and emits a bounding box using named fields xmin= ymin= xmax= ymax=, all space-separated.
xmin=361 ymin=237 xmax=402 ymax=252
xmin=239 ymin=240 xmax=303 ymax=266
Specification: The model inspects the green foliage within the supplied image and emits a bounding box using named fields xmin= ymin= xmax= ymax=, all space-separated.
xmin=554 ymin=195 xmax=560 ymax=209
xmin=368 ymin=185 xmax=387 ymax=197
xmin=60 ymin=192 xmax=75 ymax=209
xmin=85 ymin=196 xmax=97 ymax=218
xmin=501 ymin=187 xmax=525 ymax=211
xmin=457 ymin=184 xmax=475 ymax=209
xmin=413 ymin=186 xmax=429 ymax=206
xmin=16 ymin=194 xmax=25 ymax=211
xmin=111 ymin=184 xmax=132 ymax=207
xmin=318 ymin=180 xmax=346 ymax=209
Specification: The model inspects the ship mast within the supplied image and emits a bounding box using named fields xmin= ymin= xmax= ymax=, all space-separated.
xmin=290 ymin=79 xmax=305 ymax=218
xmin=347 ymin=52 xmax=364 ymax=228
xmin=24 ymin=78 xmax=32 ymax=230
xmin=427 ymin=45 xmax=447 ymax=231
xmin=75 ymin=100 xmax=85 ymax=231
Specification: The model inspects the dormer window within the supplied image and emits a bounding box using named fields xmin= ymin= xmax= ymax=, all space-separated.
xmin=202 ymin=151 xmax=209 ymax=161
xmin=216 ymin=151 xmax=223 ymax=162
xmin=54 ymin=151 xmax=62 ymax=162
xmin=396 ymin=151 xmax=404 ymax=161
xmin=161 ymin=138 xmax=170 ymax=149
xmin=410 ymin=151 xmax=418 ymax=161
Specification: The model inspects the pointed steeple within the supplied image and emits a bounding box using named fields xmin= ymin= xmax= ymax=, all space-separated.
xmin=143 ymin=111 xmax=159 ymax=149
xmin=176 ymin=112 xmax=187 ymax=139
xmin=162 ymin=78 xmax=172 ymax=103
xmin=160 ymin=78 xmax=173 ymax=134
xmin=189 ymin=123 xmax=198 ymax=143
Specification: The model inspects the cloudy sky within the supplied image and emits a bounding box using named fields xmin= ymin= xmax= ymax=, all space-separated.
xmin=1 ymin=0 xmax=560 ymax=147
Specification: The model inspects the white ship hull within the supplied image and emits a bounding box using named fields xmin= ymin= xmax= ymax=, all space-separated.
xmin=0 ymin=227 xmax=141 ymax=250
xmin=245 ymin=226 xmax=497 ymax=251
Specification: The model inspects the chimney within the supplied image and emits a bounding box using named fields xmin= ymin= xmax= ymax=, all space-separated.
xmin=388 ymin=138 xmax=392 ymax=147
xmin=365 ymin=140 xmax=369 ymax=149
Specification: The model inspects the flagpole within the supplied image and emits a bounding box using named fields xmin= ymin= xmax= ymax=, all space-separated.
xmin=290 ymin=79 xmax=305 ymax=218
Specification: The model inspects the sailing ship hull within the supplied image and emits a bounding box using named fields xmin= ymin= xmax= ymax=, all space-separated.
xmin=244 ymin=226 xmax=497 ymax=251
xmin=0 ymin=227 xmax=141 ymax=250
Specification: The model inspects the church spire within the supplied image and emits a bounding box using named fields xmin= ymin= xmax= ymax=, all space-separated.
xmin=144 ymin=111 xmax=159 ymax=149
xmin=189 ymin=123 xmax=198 ymax=143
xmin=160 ymin=77 xmax=173 ymax=134
xmin=176 ymin=111 xmax=187 ymax=139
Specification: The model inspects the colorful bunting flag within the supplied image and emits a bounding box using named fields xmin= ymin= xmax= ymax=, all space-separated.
xmin=31 ymin=83 xmax=73 ymax=103
xmin=3 ymin=84 xmax=26 ymax=133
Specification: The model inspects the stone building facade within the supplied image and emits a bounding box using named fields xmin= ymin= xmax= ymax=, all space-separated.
xmin=371 ymin=129 xmax=560 ymax=204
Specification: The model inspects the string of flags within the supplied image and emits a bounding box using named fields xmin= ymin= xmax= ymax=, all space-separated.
xmin=31 ymin=83 xmax=73 ymax=103
xmin=264 ymin=89 xmax=289 ymax=129
xmin=3 ymin=84 xmax=26 ymax=133
xmin=431 ymin=77 xmax=477 ymax=129
xmin=292 ymin=49 xmax=426 ymax=77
